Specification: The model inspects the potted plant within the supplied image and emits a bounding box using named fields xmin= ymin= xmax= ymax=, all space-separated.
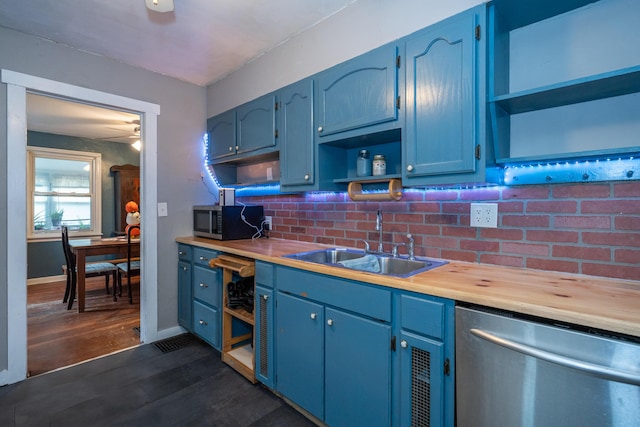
xmin=50 ymin=209 xmax=64 ymax=227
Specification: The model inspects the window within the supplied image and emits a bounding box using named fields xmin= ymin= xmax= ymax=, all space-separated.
xmin=27 ymin=146 xmax=102 ymax=240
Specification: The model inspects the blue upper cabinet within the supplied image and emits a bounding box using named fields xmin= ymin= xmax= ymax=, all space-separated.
xmin=235 ymin=93 xmax=277 ymax=156
xmin=207 ymin=93 xmax=278 ymax=163
xmin=207 ymin=109 xmax=235 ymax=161
xmin=403 ymin=5 xmax=487 ymax=186
xmin=279 ymin=79 xmax=315 ymax=190
xmin=315 ymin=43 xmax=401 ymax=143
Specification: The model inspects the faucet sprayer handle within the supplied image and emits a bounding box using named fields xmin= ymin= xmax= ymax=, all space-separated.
xmin=360 ymin=239 xmax=371 ymax=253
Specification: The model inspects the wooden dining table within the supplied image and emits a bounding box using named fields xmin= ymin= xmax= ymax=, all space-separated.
xmin=69 ymin=237 xmax=140 ymax=313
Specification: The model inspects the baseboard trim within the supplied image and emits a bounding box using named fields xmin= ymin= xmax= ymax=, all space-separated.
xmin=27 ymin=275 xmax=66 ymax=286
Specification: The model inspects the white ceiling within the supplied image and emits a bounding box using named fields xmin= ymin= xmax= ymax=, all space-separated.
xmin=0 ymin=0 xmax=357 ymax=87
xmin=1 ymin=0 xmax=358 ymax=141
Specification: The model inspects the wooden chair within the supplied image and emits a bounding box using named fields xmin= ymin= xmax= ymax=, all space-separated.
xmin=61 ymin=226 xmax=118 ymax=310
xmin=116 ymin=225 xmax=140 ymax=304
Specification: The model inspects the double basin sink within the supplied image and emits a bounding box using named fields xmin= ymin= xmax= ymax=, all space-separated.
xmin=283 ymin=248 xmax=447 ymax=278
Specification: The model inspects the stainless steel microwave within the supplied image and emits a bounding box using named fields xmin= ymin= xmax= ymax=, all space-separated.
xmin=193 ymin=205 xmax=264 ymax=240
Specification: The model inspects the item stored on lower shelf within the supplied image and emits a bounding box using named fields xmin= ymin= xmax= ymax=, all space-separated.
xmin=348 ymin=178 xmax=403 ymax=201
xmin=226 ymin=278 xmax=254 ymax=313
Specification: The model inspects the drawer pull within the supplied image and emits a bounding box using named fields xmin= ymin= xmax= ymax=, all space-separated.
xmin=182 ymin=266 xmax=187 ymax=271
xmin=262 ymin=294 xmax=269 ymax=301
xmin=178 ymin=251 xmax=185 ymax=255
xmin=310 ymin=312 xmax=317 ymax=320
xmin=327 ymin=319 xmax=333 ymax=326
xmin=199 ymin=256 xmax=208 ymax=261
xmin=199 ymin=283 xmax=208 ymax=288
xmin=199 ymin=319 xmax=208 ymax=326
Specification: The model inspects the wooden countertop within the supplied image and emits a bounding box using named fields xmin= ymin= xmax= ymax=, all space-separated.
xmin=176 ymin=236 xmax=640 ymax=338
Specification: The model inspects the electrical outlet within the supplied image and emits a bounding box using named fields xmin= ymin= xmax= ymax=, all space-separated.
xmin=264 ymin=216 xmax=272 ymax=230
xmin=470 ymin=203 xmax=498 ymax=228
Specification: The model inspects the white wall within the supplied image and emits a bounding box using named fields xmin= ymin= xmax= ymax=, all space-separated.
xmin=207 ymin=0 xmax=482 ymax=116
xmin=0 ymin=25 xmax=209 ymax=376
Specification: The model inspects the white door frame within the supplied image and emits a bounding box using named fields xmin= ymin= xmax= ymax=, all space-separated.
xmin=1 ymin=69 xmax=160 ymax=385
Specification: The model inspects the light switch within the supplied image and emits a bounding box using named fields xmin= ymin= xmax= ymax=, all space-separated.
xmin=157 ymin=202 xmax=168 ymax=217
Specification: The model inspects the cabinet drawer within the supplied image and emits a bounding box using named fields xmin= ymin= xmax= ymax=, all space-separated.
xmin=277 ymin=267 xmax=391 ymax=322
xmin=192 ymin=247 xmax=218 ymax=267
xmin=177 ymin=244 xmax=192 ymax=262
xmin=400 ymin=294 xmax=445 ymax=340
xmin=255 ymin=261 xmax=274 ymax=288
xmin=193 ymin=300 xmax=220 ymax=349
xmin=193 ymin=265 xmax=221 ymax=308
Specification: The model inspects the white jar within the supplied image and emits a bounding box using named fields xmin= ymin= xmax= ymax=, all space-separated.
xmin=372 ymin=154 xmax=386 ymax=176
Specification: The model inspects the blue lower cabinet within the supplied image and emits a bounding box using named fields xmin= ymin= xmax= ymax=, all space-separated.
xmin=177 ymin=260 xmax=192 ymax=331
xmin=396 ymin=292 xmax=455 ymax=427
xmin=254 ymin=285 xmax=274 ymax=388
xmin=324 ymin=307 xmax=392 ymax=427
xmin=193 ymin=300 xmax=220 ymax=349
xmin=191 ymin=261 xmax=222 ymax=350
xmin=399 ymin=331 xmax=445 ymax=427
xmin=276 ymin=292 xmax=325 ymax=420
xmin=275 ymin=289 xmax=392 ymax=426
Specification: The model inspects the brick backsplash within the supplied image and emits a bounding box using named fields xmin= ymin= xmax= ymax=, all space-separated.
xmin=241 ymin=182 xmax=640 ymax=281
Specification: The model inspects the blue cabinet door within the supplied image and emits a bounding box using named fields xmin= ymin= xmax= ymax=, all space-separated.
xmin=276 ymin=292 xmax=324 ymax=420
xmin=404 ymin=7 xmax=483 ymax=183
xmin=399 ymin=331 xmax=446 ymax=427
xmin=207 ymin=110 xmax=236 ymax=160
xmin=316 ymin=43 xmax=399 ymax=140
xmin=177 ymin=260 xmax=192 ymax=331
xmin=279 ymin=79 xmax=315 ymax=189
xmin=236 ymin=93 xmax=277 ymax=155
xmin=324 ymin=307 xmax=392 ymax=427
xmin=254 ymin=285 xmax=274 ymax=388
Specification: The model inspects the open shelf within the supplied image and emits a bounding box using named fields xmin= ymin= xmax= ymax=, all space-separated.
xmin=211 ymin=254 xmax=256 ymax=384
xmin=491 ymin=66 xmax=640 ymax=114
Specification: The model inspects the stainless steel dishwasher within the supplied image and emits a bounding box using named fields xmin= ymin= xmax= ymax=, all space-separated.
xmin=456 ymin=305 xmax=640 ymax=427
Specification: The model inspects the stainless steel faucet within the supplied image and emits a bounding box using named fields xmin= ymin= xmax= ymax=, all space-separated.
xmin=407 ymin=233 xmax=415 ymax=260
xmin=376 ymin=210 xmax=384 ymax=253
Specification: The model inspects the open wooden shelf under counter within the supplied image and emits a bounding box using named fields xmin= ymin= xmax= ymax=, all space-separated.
xmin=210 ymin=254 xmax=257 ymax=383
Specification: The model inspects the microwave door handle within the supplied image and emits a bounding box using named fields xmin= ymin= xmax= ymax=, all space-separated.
xmin=470 ymin=328 xmax=640 ymax=386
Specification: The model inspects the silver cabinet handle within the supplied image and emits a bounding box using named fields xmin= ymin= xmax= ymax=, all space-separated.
xmin=406 ymin=164 xmax=414 ymax=172
xmin=199 ymin=319 xmax=208 ymax=326
xmin=228 ymin=146 xmax=234 ymax=152
xmin=304 ymin=174 xmax=310 ymax=181
xmin=199 ymin=256 xmax=207 ymax=261
xmin=327 ymin=319 xmax=333 ymax=326
xmin=182 ymin=266 xmax=188 ymax=271
xmin=178 ymin=251 xmax=185 ymax=255
xmin=262 ymin=294 xmax=269 ymax=301
xmin=235 ymin=145 xmax=240 ymax=150
xmin=310 ymin=313 xmax=317 ymax=320
xmin=317 ymin=126 xmax=323 ymax=133
xmin=400 ymin=340 xmax=408 ymax=349
xmin=471 ymin=328 xmax=640 ymax=386
xmin=199 ymin=283 xmax=208 ymax=288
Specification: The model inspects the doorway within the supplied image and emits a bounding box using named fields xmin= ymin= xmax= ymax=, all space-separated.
xmin=26 ymin=94 xmax=143 ymax=376
xmin=1 ymin=69 xmax=160 ymax=385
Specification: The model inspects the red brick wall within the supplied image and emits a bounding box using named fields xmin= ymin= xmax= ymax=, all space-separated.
xmin=242 ymin=182 xmax=640 ymax=280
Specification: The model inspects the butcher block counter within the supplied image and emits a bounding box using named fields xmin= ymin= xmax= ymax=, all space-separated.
xmin=176 ymin=236 xmax=640 ymax=338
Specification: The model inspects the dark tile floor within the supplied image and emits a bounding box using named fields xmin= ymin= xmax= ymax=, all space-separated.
xmin=0 ymin=335 xmax=316 ymax=427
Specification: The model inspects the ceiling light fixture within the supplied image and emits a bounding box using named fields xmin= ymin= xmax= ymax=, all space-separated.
xmin=145 ymin=0 xmax=174 ymax=13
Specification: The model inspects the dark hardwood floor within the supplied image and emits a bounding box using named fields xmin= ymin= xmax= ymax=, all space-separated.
xmin=1 ymin=335 xmax=316 ymax=426
xmin=28 ymin=275 xmax=141 ymax=377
